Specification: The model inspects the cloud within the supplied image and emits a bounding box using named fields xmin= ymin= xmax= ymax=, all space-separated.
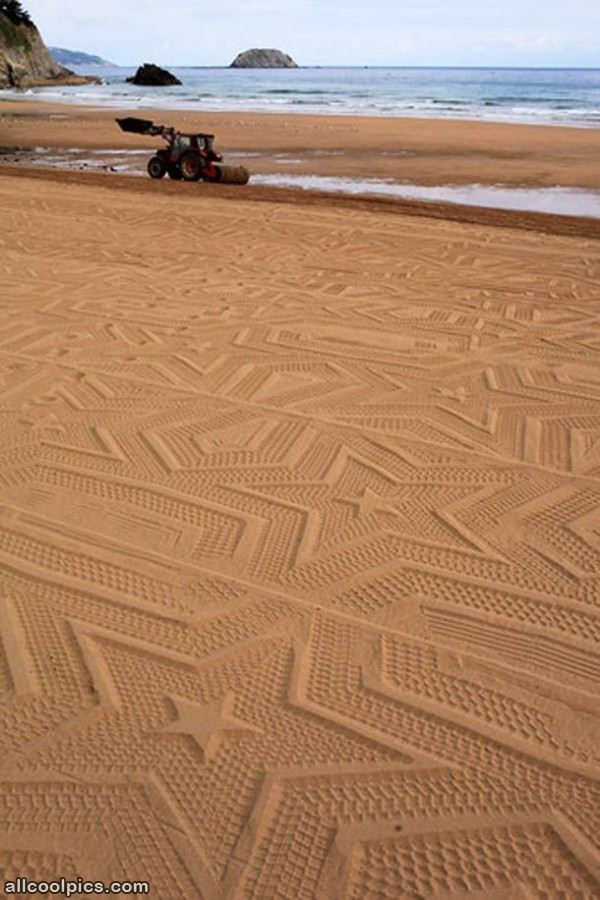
xmin=23 ymin=0 xmax=600 ymax=66
xmin=499 ymin=31 xmax=563 ymax=51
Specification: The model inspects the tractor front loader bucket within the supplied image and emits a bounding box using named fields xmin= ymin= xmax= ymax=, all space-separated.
xmin=116 ymin=117 xmax=157 ymax=135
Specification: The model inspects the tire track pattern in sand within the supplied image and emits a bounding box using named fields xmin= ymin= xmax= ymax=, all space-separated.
xmin=1 ymin=174 xmax=600 ymax=897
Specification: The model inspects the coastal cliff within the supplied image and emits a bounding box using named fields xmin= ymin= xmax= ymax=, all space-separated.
xmin=0 ymin=3 xmax=91 ymax=88
xmin=230 ymin=48 xmax=298 ymax=68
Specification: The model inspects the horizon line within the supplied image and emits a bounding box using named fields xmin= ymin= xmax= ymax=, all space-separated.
xmin=79 ymin=63 xmax=600 ymax=71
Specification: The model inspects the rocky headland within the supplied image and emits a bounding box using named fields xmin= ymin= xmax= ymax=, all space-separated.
xmin=0 ymin=3 xmax=94 ymax=88
xmin=49 ymin=47 xmax=115 ymax=67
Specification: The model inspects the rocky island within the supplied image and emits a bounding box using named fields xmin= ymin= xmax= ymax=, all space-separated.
xmin=230 ymin=48 xmax=298 ymax=68
xmin=127 ymin=63 xmax=182 ymax=86
xmin=0 ymin=1 xmax=93 ymax=88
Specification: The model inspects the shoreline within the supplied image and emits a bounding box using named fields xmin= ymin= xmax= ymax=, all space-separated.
xmin=2 ymin=99 xmax=600 ymax=192
xmin=4 ymin=164 xmax=600 ymax=240
xmin=4 ymin=93 xmax=600 ymax=131
xmin=4 ymin=64 xmax=599 ymax=130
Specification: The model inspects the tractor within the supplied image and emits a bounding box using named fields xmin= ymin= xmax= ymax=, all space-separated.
xmin=116 ymin=117 xmax=250 ymax=184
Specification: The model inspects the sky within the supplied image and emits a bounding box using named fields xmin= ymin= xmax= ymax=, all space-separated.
xmin=24 ymin=0 xmax=600 ymax=67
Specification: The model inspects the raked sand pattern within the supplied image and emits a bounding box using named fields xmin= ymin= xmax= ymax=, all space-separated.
xmin=1 ymin=172 xmax=600 ymax=898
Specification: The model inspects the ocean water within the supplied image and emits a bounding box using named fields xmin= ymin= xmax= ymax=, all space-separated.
xmin=3 ymin=66 xmax=600 ymax=127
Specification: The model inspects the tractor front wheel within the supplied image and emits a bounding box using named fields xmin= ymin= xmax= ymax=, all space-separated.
xmin=179 ymin=150 xmax=201 ymax=182
xmin=147 ymin=156 xmax=167 ymax=179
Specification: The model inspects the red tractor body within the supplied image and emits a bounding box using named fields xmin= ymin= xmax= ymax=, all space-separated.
xmin=115 ymin=118 xmax=249 ymax=184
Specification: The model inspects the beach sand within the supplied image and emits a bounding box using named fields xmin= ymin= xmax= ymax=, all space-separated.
xmin=1 ymin=106 xmax=600 ymax=897
xmin=2 ymin=100 xmax=600 ymax=187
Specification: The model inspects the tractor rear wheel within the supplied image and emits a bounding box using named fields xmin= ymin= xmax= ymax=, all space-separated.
xmin=179 ymin=150 xmax=201 ymax=182
xmin=147 ymin=156 xmax=167 ymax=179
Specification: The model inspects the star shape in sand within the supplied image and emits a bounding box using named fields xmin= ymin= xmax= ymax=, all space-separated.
xmin=342 ymin=487 xmax=401 ymax=519
xmin=159 ymin=692 xmax=259 ymax=762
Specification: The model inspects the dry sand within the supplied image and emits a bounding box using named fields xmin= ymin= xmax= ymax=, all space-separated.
xmin=1 ymin=109 xmax=600 ymax=898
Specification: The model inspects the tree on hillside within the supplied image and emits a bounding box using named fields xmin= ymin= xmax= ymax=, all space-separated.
xmin=0 ymin=1 xmax=33 ymax=26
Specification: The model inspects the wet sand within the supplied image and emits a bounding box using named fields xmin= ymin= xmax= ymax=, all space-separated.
xmin=1 ymin=103 xmax=600 ymax=898
xmin=2 ymin=99 xmax=600 ymax=187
